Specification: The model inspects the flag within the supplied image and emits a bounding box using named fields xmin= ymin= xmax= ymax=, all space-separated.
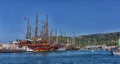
xmin=24 ymin=18 xmax=28 ymax=21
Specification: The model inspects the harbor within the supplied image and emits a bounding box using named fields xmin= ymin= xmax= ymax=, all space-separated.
xmin=1 ymin=0 xmax=120 ymax=64
xmin=0 ymin=12 xmax=118 ymax=53
xmin=0 ymin=12 xmax=80 ymax=53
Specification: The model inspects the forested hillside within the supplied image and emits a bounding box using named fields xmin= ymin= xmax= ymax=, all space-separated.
xmin=75 ymin=32 xmax=120 ymax=47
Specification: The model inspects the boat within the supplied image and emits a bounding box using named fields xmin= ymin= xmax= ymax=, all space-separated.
xmin=21 ymin=46 xmax=34 ymax=52
xmin=57 ymin=48 xmax=66 ymax=51
xmin=18 ymin=39 xmax=50 ymax=52
xmin=64 ymin=34 xmax=80 ymax=50
xmin=65 ymin=43 xmax=79 ymax=50
xmin=112 ymin=51 xmax=120 ymax=55
xmin=17 ymin=12 xmax=53 ymax=52
xmin=57 ymin=45 xmax=66 ymax=51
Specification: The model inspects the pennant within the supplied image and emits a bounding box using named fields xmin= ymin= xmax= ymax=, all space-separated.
xmin=24 ymin=18 xmax=28 ymax=21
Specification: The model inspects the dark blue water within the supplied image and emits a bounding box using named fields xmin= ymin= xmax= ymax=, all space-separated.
xmin=0 ymin=50 xmax=119 ymax=64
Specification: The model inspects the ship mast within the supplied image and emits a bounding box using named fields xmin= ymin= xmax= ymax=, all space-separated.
xmin=29 ymin=26 xmax=31 ymax=39
xmin=55 ymin=29 xmax=58 ymax=44
xmin=42 ymin=21 xmax=46 ymax=38
xmin=34 ymin=12 xmax=39 ymax=41
xmin=72 ymin=32 xmax=75 ymax=45
xmin=64 ymin=32 xmax=67 ymax=44
xmin=50 ymin=30 xmax=53 ymax=42
xmin=45 ymin=15 xmax=49 ymax=41
xmin=26 ymin=18 xmax=30 ymax=39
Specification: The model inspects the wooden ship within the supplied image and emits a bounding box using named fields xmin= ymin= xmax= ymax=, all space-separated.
xmin=18 ymin=12 xmax=54 ymax=52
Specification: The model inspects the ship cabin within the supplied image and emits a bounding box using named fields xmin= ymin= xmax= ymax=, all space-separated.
xmin=18 ymin=39 xmax=50 ymax=51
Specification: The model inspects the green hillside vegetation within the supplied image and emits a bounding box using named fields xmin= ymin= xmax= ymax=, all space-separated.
xmin=51 ymin=32 xmax=120 ymax=48
xmin=75 ymin=32 xmax=120 ymax=48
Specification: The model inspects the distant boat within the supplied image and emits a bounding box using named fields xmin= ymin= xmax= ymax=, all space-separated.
xmin=111 ymin=47 xmax=120 ymax=55
xmin=64 ymin=43 xmax=80 ymax=50
xmin=112 ymin=51 xmax=120 ymax=55
xmin=57 ymin=47 xmax=66 ymax=51
xmin=21 ymin=46 xmax=34 ymax=52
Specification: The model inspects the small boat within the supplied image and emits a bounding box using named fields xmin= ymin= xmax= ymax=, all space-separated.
xmin=57 ymin=48 xmax=66 ymax=51
xmin=111 ymin=47 xmax=120 ymax=55
xmin=112 ymin=51 xmax=120 ymax=55
xmin=65 ymin=43 xmax=79 ymax=50
xmin=21 ymin=46 xmax=34 ymax=52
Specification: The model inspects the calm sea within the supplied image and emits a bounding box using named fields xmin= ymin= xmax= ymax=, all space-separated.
xmin=0 ymin=50 xmax=119 ymax=64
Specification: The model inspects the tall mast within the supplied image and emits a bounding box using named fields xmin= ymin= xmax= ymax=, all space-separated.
xmin=72 ymin=32 xmax=75 ymax=45
xmin=60 ymin=31 xmax=63 ymax=37
xmin=50 ymin=30 xmax=53 ymax=44
xmin=39 ymin=21 xmax=44 ymax=40
xmin=40 ymin=30 xmax=42 ymax=37
xmin=42 ymin=21 xmax=46 ymax=37
xmin=29 ymin=26 xmax=31 ymax=39
xmin=59 ymin=31 xmax=62 ymax=44
xmin=26 ymin=18 xmax=30 ymax=39
xmin=46 ymin=14 xmax=49 ymax=40
xmin=34 ymin=12 xmax=39 ymax=41
xmin=64 ymin=32 xmax=67 ymax=44
xmin=55 ymin=29 xmax=58 ymax=44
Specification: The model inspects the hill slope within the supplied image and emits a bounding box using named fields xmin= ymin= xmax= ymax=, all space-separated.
xmin=75 ymin=32 xmax=120 ymax=47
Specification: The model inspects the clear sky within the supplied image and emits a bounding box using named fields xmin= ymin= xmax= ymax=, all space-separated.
xmin=0 ymin=0 xmax=120 ymax=43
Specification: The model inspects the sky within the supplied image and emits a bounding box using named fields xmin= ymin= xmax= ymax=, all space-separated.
xmin=0 ymin=0 xmax=120 ymax=43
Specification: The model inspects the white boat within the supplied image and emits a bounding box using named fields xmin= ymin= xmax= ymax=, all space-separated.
xmin=21 ymin=46 xmax=34 ymax=52
xmin=112 ymin=51 xmax=120 ymax=55
xmin=57 ymin=48 xmax=66 ymax=51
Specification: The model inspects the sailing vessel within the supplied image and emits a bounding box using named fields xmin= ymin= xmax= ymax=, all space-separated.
xmin=18 ymin=12 xmax=52 ymax=52
xmin=18 ymin=39 xmax=50 ymax=52
xmin=65 ymin=33 xmax=80 ymax=50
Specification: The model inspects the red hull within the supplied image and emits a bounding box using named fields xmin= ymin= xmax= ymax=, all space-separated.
xmin=18 ymin=40 xmax=50 ymax=52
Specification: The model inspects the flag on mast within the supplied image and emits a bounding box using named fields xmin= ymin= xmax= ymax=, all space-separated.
xmin=24 ymin=18 xmax=28 ymax=21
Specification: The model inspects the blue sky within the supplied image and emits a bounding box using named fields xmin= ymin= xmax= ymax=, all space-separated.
xmin=0 ymin=0 xmax=120 ymax=43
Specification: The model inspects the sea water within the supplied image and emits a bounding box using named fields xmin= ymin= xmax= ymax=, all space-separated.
xmin=0 ymin=50 xmax=119 ymax=64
